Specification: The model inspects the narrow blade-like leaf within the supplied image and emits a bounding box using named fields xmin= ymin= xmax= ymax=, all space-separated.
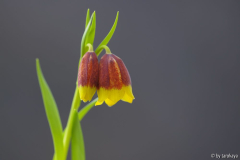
xmin=71 ymin=110 xmax=85 ymax=160
xmin=81 ymin=12 xmax=94 ymax=58
xmin=95 ymin=11 xmax=119 ymax=56
xmin=78 ymin=98 xmax=97 ymax=121
xmin=85 ymin=9 xmax=90 ymax=29
xmin=36 ymin=59 xmax=64 ymax=160
xmin=86 ymin=11 xmax=96 ymax=45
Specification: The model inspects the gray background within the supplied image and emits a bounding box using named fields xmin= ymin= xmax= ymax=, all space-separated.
xmin=1 ymin=0 xmax=240 ymax=160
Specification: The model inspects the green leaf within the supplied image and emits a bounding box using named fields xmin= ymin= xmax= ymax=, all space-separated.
xmin=78 ymin=98 xmax=97 ymax=121
xmin=36 ymin=59 xmax=64 ymax=160
xmin=71 ymin=110 xmax=85 ymax=160
xmin=85 ymin=9 xmax=90 ymax=29
xmin=85 ymin=11 xmax=96 ymax=46
xmin=52 ymin=87 xmax=81 ymax=160
xmin=95 ymin=11 xmax=119 ymax=56
xmin=81 ymin=12 xmax=94 ymax=58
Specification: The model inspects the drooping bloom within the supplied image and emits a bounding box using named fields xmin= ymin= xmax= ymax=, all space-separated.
xmin=78 ymin=51 xmax=99 ymax=102
xmin=96 ymin=53 xmax=135 ymax=107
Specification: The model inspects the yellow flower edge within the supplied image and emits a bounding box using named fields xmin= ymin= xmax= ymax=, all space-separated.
xmin=79 ymin=85 xmax=97 ymax=102
xmin=95 ymin=85 xmax=135 ymax=107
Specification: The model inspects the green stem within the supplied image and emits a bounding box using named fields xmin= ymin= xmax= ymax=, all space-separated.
xmin=53 ymin=86 xmax=81 ymax=160
xmin=99 ymin=45 xmax=111 ymax=54
xmin=53 ymin=51 xmax=97 ymax=160
xmin=86 ymin=43 xmax=93 ymax=52
xmin=62 ymin=86 xmax=81 ymax=159
xmin=53 ymin=86 xmax=97 ymax=160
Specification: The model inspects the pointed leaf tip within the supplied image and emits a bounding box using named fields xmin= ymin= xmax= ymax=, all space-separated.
xmin=85 ymin=9 xmax=90 ymax=29
xmin=86 ymin=11 xmax=96 ymax=46
xmin=81 ymin=12 xmax=94 ymax=58
xmin=95 ymin=11 xmax=119 ymax=56
xmin=36 ymin=59 xmax=64 ymax=160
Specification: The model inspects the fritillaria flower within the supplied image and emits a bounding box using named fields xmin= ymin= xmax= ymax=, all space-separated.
xmin=95 ymin=46 xmax=135 ymax=106
xmin=78 ymin=46 xmax=99 ymax=102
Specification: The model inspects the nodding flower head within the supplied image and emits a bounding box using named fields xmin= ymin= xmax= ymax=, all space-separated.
xmin=78 ymin=49 xmax=99 ymax=102
xmin=95 ymin=47 xmax=134 ymax=107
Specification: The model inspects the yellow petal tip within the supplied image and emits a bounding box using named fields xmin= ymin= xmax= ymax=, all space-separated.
xmin=95 ymin=100 xmax=103 ymax=106
xmin=79 ymin=85 xmax=96 ymax=102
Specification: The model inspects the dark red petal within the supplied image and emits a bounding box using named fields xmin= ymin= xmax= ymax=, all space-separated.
xmin=78 ymin=52 xmax=90 ymax=86
xmin=87 ymin=52 xmax=99 ymax=87
xmin=108 ymin=55 xmax=123 ymax=89
xmin=98 ymin=54 xmax=110 ymax=89
xmin=78 ymin=52 xmax=98 ymax=87
xmin=112 ymin=54 xmax=131 ymax=86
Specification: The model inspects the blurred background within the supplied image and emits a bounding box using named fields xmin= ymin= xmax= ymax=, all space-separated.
xmin=1 ymin=1 xmax=240 ymax=160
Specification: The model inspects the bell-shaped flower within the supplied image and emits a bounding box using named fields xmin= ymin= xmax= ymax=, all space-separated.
xmin=96 ymin=50 xmax=135 ymax=107
xmin=78 ymin=51 xmax=99 ymax=102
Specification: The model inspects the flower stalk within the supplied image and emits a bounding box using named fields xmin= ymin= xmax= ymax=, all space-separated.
xmin=62 ymin=87 xmax=81 ymax=159
xmin=98 ymin=45 xmax=111 ymax=54
xmin=36 ymin=9 xmax=133 ymax=160
xmin=86 ymin=43 xmax=93 ymax=52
